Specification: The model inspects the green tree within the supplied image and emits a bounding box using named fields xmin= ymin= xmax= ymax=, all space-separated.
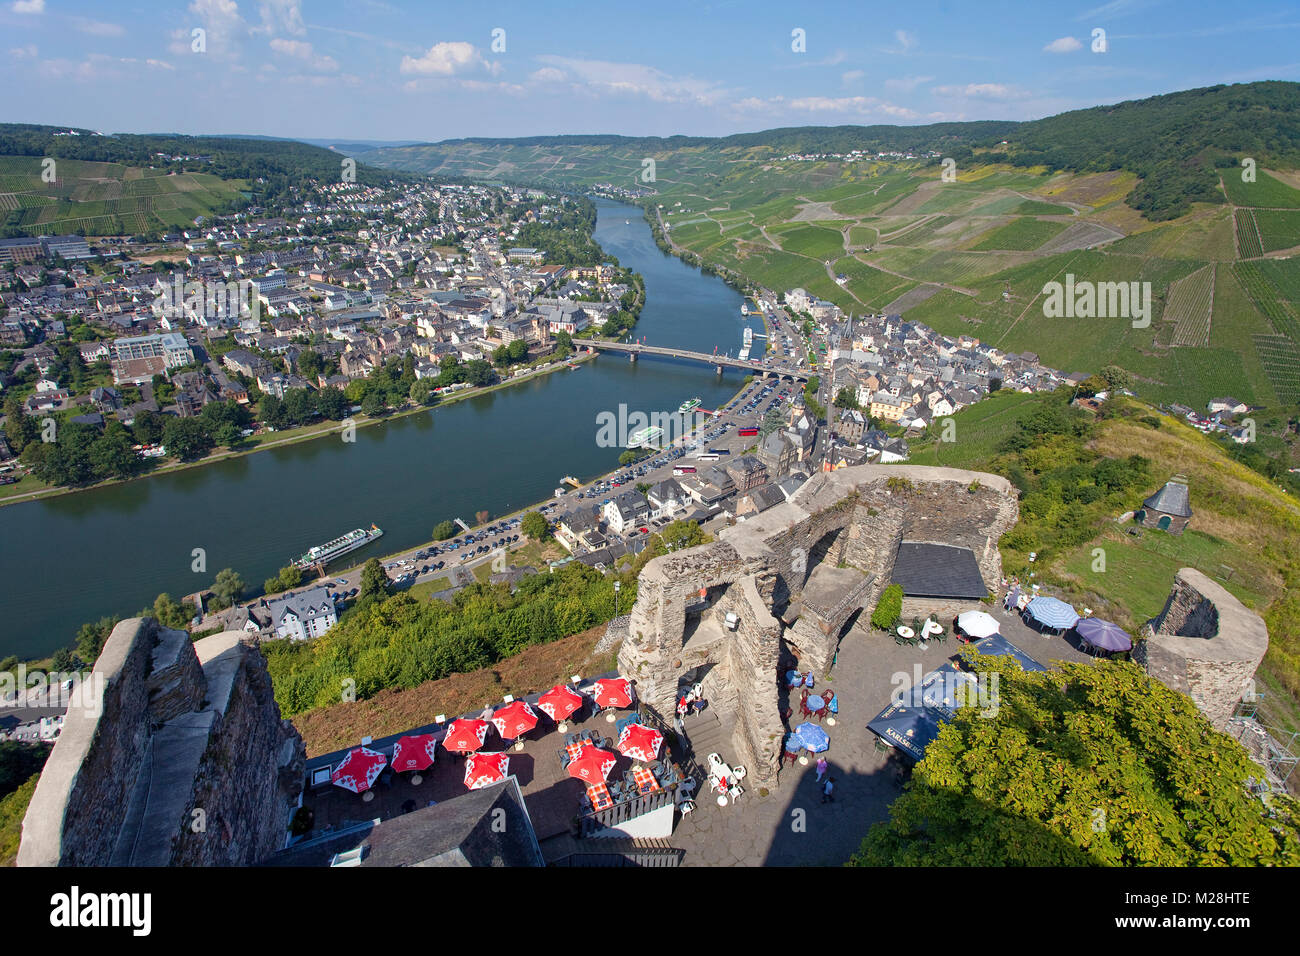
xmin=360 ymin=390 xmax=386 ymax=418
xmin=163 ymin=417 xmax=215 ymax=462
xmin=432 ymin=520 xmax=457 ymax=540
xmin=317 ymin=386 xmax=349 ymax=420
xmin=521 ymin=511 xmax=550 ymax=540
xmin=835 ymin=387 xmax=860 ymax=410
xmin=211 ymin=568 xmax=245 ymax=607
xmin=357 ymin=557 xmax=392 ymax=604
xmin=852 ymin=658 xmax=1300 ymax=866
xmin=870 ymin=583 xmax=903 ymax=630
xmin=75 ymin=615 xmax=120 ymax=663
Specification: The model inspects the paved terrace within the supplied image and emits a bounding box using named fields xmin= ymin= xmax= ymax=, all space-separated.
xmin=669 ymin=601 xmax=1094 ymax=866
xmin=298 ymin=603 xmax=1094 ymax=865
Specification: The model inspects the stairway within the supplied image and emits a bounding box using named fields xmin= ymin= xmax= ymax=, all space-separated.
xmin=676 ymin=709 xmax=729 ymax=785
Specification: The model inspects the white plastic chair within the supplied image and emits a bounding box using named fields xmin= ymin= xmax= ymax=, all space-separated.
xmin=732 ymin=765 xmax=747 ymax=781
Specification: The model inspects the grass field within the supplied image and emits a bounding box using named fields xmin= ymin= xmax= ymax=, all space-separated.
xmin=1255 ymin=210 xmax=1300 ymax=252
xmin=1222 ymin=169 xmax=1300 ymax=208
xmin=970 ymin=217 xmax=1071 ymax=251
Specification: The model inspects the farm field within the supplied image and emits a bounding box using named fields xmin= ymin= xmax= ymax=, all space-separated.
xmin=1167 ymin=264 xmax=1216 ymax=347
xmin=970 ymin=217 xmax=1071 ymax=251
xmin=1221 ymin=169 xmax=1300 ymax=208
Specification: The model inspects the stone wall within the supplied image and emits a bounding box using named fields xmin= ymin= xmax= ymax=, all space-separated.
xmin=19 ymin=621 xmax=304 ymax=867
xmin=1136 ymin=568 xmax=1269 ymax=730
xmin=617 ymin=464 xmax=1018 ymax=789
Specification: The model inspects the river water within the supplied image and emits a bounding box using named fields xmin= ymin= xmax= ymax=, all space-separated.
xmin=0 ymin=201 xmax=765 ymax=658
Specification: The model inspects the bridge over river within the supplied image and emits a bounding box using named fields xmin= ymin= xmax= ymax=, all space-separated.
xmin=572 ymin=339 xmax=811 ymax=381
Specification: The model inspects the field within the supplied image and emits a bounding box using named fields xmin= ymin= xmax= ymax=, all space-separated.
xmin=1167 ymin=264 xmax=1216 ymax=347
xmin=1254 ymin=210 xmax=1300 ymax=253
xmin=0 ymin=155 xmax=246 ymax=236
xmin=970 ymin=217 xmax=1071 ymax=251
xmin=1235 ymin=208 xmax=1264 ymax=258
xmin=1221 ymin=169 xmax=1300 ymax=208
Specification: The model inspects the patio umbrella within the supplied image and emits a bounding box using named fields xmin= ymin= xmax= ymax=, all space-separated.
xmin=593 ymin=677 xmax=634 ymax=709
xmin=617 ymin=723 xmax=664 ymax=763
xmin=390 ymin=733 xmax=437 ymax=773
xmin=537 ymin=685 xmax=584 ymax=722
xmin=1026 ymin=596 xmax=1079 ymax=631
xmin=491 ymin=700 xmax=539 ymax=740
xmin=566 ymin=746 xmax=618 ymax=783
xmin=331 ymin=745 xmax=387 ymax=794
xmin=1075 ymin=617 xmax=1133 ymax=652
xmin=463 ymin=752 xmax=510 ymax=790
xmin=792 ymin=722 xmax=830 ymax=754
xmin=443 ymin=718 xmax=491 ymax=753
xmin=956 ymin=610 xmax=1000 ymax=639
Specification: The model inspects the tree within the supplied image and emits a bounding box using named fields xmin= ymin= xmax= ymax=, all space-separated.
xmin=163 ymin=417 xmax=214 ymax=462
xmin=1099 ymin=365 xmax=1133 ymax=392
xmin=211 ymin=568 xmax=245 ymax=607
xmin=618 ymin=450 xmax=640 ymax=466
xmin=835 ymin=386 xmax=860 ymax=410
xmin=870 ymin=583 xmax=902 ymax=630
xmin=360 ymin=390 xmax=386 ymax=418
xmin=215 ymin=422 xmax=243 ymax=448
xmin=75 ymin=615 xmax=120 ymax=664
xmin=852 ymin=658 xmax=1300 ymax=866
xmin=521 ymin=511 xmax=550 ymax=541
xmin=317 ymin=386 xmax=349 ymax=420
xmin=131 ymin=408 xmax=165 ymax=445
xmin=150 ymin=593 xmax=195 ymax=629
xmin=297 ymin=348 xmax=323 ymax=380
xmin=357 ymin=557 xmax=391 ymax=604
xmin=432 ymin=520 xmax=457 ymax=540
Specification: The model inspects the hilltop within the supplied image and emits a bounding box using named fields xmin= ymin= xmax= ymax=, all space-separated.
xmin=0 ymin=124 xmax=410 ymax=239
xmin=365 ymin=82 xmax=1300 ymax=421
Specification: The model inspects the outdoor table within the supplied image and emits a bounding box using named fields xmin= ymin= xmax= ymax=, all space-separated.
xmin=632 ymin=767 xmax=661 ymax=794
xmin=896 ymin=625 xmax=914 ymax=639
xmin=586 ymin=782 xmax=613 ymax=811
xmin=564 ymin=740 xmax=589 ymax=763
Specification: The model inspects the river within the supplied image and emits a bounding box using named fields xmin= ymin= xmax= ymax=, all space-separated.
xmin=0 ymin=200 xmax=767 ymax=659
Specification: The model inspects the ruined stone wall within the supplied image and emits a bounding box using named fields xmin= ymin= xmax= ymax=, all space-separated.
xmin=1137 ymin=569 xmax=1269 ymax=730
xmin=617 ymin=464 xmax=1018 ymax=787
xmin=19 ymin=618 xmax=156 ymax=868
xmin=19 ymin=622 xmax=304 ymax=867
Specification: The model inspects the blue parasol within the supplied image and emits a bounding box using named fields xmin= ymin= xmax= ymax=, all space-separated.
xmin=1025 ymin=596 xmax=1079 ymax=630
xmin=792 ymin=722 xmax=830 ymax=753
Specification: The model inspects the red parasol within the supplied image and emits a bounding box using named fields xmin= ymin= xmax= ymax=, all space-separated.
xmin=566 ymin=746 xmax=618 ymax=783
xmin=443 ymin=718 xmax=491 ymax=752
xmin=463 ymin=752 xmax=510 ymax=790
xmin=491 ymin=700 xmax=539 ymax=740
xmin=330 ymin=745 xmax=387 ymax=794
xmin=617 ymin=723 xmax=664 ymax=763
xmin=391 ymin=734 xmax=437 ymax=773
xmin=592 ymin=678 xmax=634 ymax=709
xmin=537 ymin=685 xmax=585 ymax=722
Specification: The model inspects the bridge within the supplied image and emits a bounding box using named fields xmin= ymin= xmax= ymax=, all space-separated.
xmin=572 ymin=339 xmax=810 ymax=381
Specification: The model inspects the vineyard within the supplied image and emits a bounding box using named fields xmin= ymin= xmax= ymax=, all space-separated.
xmin=1234 ymin=208 xmax=1263 ymax=258
xmin=1167 ymin=264 xmax=1215 ymax=347
xmin=1254 ymin=210 xmax=1300 ymax=253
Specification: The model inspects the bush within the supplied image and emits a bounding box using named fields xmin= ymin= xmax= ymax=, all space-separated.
xmin=871 ymin=584 xmax=903 ymax=631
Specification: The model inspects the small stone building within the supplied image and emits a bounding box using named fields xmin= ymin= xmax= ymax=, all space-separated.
xmin=1136 ymin=476 xmax=1192 ymax=534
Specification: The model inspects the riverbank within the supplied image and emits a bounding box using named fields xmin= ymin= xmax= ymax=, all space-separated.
xmin=0 ymin=350 xmax=597 ymax=510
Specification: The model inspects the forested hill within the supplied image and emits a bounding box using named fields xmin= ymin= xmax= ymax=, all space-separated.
xmin=0 ymin=124 xmax=410 ymax=192
xmin=372 ymin=81 xmax=1300 ymax=221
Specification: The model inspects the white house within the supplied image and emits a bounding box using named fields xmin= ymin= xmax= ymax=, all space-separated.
xmin=265 ymin=585 xmax=338 ymax=641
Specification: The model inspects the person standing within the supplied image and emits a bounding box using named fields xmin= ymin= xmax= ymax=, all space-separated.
xmin=821 ymin=777 xmax=835 ymax=804
xmin=815 ymin=756 xmax=828 ymax=783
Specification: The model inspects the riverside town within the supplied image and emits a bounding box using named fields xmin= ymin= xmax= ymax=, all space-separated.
xmin=0 ymin=0 xmax=1296 ymax=934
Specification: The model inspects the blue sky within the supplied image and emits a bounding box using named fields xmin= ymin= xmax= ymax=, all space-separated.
xmin=4 ymin=0 xmax=1300 ymax=141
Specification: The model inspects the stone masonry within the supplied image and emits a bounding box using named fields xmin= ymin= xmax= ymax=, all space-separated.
xmin=1136 ymin=568 xmax=1269 ymax=730
xmin=19 ymin=619 xmax=305 ymax=867
xmin=618 ymin=464 xmax=1018 ymax=790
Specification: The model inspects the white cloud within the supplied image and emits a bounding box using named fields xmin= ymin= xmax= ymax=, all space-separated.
xmin=531 ymin=55 xmax=725 ymax=105
xmin=894 ymin=30 xmax=918 ymax=51
xmin=11 ymin=0 xmax=44 ymax=14
xmin=734 ymin=94 xmax=918 ymax=120
xmin=401 ymin=41 xmax=499 ymax=77
xmin=169 ymin=0 xmax=249 ymax=59
xmin=528 ymin=67 xmax=568 ymax=84
xmin=932 ymin=82 xmax=1027 ymax=100
xmin=270 ymin=36 xmax=338 ymax=71
xmin=885 ymin=74 xmax=933 ymax=92
xmin=841 ymin=69 xmax=864 ymax=85
xmin=71 ymin=17 xmax=127 ymax=38
xmin=1044 ymin=36 xmax=1083 ymax=53
xmin=9 ymin=44 xmax=37 ymax=58
xmin=258 ymin=0 xmax=306 ymax=36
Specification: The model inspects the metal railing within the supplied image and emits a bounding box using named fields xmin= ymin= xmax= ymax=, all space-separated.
xmin=578 ymin=787 xmax=676 ymax=837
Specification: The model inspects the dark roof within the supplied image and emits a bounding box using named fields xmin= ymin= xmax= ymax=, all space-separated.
xmin=891 ymin=542 xmax=988 ymax=599
xmin=262 ymin=777 xmax=543 ymax=868
xmin=1143 ymin=480 xmax=1192 ymax=518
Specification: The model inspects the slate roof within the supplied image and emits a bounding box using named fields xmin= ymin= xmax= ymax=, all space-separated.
xmin=263 ymin=777 xmax=543 ymax=867
xmin=1143 ymin=480 xmax=1192 ymax=517
xmin=891 ymin=542 xmax=988 ymax=599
